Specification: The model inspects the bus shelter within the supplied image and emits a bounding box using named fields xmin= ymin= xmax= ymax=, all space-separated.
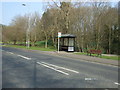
xmin=59 ymin=34 xmax=76 ymax=52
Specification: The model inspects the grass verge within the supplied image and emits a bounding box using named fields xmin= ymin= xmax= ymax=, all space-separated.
xmin=74 ymin=52 xmax=119 ymax=60
xmin=3 ymin=45 xmax=119 ymax=60
xmin=4 ymin=45 xmax=56 ymax=51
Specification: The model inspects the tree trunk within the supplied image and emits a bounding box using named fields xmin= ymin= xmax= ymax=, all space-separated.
xmin=13 ymin=40 xmax=16 ymax=45
xmin=96 ymin=30 xmax=100 ymax=50
xmin=43 ymin=31 xmax=48 ymax=48
xmin=32 ymin=32 xmax=37 ymax=47
xmin=52 ymin=32 xmax=56 ymax=48
xmin=108 ymin=27 xmax=111 ymax=54
xmin=32 ymin=41 xmax=36 ymax=47
xmin=45 ymin=38 xmax=47 ymax=48
xmin=81 ymin=36 xmax=84 ymax=52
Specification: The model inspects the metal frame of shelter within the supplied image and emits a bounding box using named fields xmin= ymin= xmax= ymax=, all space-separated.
xmin=57 ymin=34 xmax=76 ymax=52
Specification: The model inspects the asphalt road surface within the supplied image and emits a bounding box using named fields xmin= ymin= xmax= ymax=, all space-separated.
xmin=2 ymin=47 xmax=119 ymax=88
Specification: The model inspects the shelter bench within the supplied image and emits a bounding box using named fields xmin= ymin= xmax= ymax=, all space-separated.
xmin=87 ymin=49 xmax=102 ymax=56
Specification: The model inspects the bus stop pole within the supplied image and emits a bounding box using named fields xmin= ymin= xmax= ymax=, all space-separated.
xmin=58 ymin=32 xmax=61 ymax=53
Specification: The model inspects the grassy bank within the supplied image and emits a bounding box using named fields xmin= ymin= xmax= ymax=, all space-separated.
xmin=74 ymin=52 xmax=119 ymax=60
xmin=4 ymin=45 xmax=56 ymax=51
xmin=3 ymin=45 xmax=119 ymax=60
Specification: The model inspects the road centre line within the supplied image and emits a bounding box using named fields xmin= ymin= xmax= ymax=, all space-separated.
xmin=7 ymin=52 xmax=14 ymax=54
xmin=114 ymin=82 xmax=120 ymax=85
xmin=37 ymin=62 xmax=69 ymax=75
xmin=85 ymin=78 xmax=97 ymax=81
xmin=6 ymin=51 xmax=31 ymax=60
xmin=41 ymin=61 xmax=79 ymax=73
xmin=17 ymin=55 xmax=31 ymax=60
xmin=5 ymin=51 xmax=31 ymax=60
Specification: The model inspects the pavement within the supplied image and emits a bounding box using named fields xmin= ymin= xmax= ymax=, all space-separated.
xmin=2 ymin=47 xmax=119 ymax=88
xmin=28 ymin=50 xmax=119 ymax=67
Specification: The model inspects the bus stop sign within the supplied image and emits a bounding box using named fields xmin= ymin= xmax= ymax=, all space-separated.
xmin=58 ymin=32 xmax=61 ymax=37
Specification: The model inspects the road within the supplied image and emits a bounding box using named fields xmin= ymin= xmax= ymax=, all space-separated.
xmin=2 ymin=47 xmax=119 ymax=88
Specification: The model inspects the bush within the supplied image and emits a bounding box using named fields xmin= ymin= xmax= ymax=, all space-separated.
xmin=35 ymin=41 xmax=45 ymax=47
xmin=47 ymin=40 xmax=54 ymax=46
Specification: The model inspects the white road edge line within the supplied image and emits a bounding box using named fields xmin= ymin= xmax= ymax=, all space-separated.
xmin=41 ymin=61 xmax=79 ymax=73
xmin=114 ymin=82 xmax=120 ymax=85
xmin=17 ymin=55 xmax=31 ymax=60
xmin=84 ymin=60 xmax=119 ymax=68
xmin=37 ymin=62 xmax=69 ymax=75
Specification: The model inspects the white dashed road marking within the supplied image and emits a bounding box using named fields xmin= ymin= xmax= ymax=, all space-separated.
xmin=85 ymin=78 xmax=97 ymax=80
xmin=114 ymin=82 xmax=120 ymax=85
xmin=37 ymin=62 xmax=69 ymax=75
xmin=7 ymin=52 xmax=14 ymax=54
xmin=17 ymin=55 xmax=31 ymax=60
xmin=41 ymin=61 xmax=79 ymax=74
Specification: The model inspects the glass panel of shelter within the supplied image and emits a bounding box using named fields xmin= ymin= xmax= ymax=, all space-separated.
xmin=60 ymin=38 xmax=74 ymax=46
xmin=64 ymin=38 xmax=68 ymax=46
xmin=69 ymin=38 xmax=74 ymax=46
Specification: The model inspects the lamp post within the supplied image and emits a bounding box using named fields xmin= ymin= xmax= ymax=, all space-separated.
xmin=22 ymin=3 xmax=30 ymax=49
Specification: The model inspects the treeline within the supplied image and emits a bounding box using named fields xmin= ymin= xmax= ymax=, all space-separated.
xmin=2 ymin=2 xmax=119 ymax=54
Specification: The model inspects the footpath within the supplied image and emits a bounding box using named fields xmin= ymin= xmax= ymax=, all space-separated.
xmin=31 ymin=50 xmax=119 ymax=67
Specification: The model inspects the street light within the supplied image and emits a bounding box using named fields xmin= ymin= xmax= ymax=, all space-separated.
xmin=22 ymin=4 xmax=26 ymax=6
xmin=22 ymin=3 xmax=30 ymax=49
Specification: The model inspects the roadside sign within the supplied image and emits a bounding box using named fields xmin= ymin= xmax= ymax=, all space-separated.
xmin=58 ymin=32 xmax=61 ymax=37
